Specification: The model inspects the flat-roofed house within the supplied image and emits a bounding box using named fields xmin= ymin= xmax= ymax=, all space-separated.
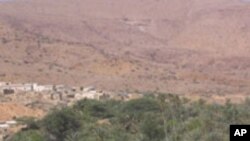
xmin=4 ymin=84 xmax=33 ymax=92
xmin=23 ymin=84 xmax=33 ymax=91
xmin=5 ymin=120 xmax=17 ymax=125
xmin=33 ymin=84 xmax=53 ymax=92
xmin=83 ymin=86 xmax=95 ymax=92
xmin=0 ymin=85 xmax=15 ymax=94
xmin=0 ymin=123 xmax=9 ymax=129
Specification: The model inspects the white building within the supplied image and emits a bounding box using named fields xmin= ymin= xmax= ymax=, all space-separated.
xmin=75 ymin=91 xmax=102 ymax=100
xmin=83 ymin=86 xmax=95 ymax=92
xmin=5 ymin=120 xmax=17 ymax=125
xmin=32 ymin=83 xmax=53 ymax=92
xmin=1 ymin=83 xmax=33 ymax=92
xmin=0 ymin=124 xmax=9 ymax=129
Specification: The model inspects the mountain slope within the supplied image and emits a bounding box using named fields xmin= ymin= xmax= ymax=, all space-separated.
xmin=0 ymin=0 xmax=250 ymax=101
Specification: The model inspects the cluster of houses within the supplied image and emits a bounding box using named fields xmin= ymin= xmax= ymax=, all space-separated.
xmin=0 ymin=81 xmax=142 ymax=102
xmin=0 ymin=82 xmax=105 ymax=140
xmin=0 ymin=81 xmax=143 ymax=140
xmin=0 ymin=82 xmax=53 ymax=94
xmin=0 ymin=81 xmax=103 ymax=100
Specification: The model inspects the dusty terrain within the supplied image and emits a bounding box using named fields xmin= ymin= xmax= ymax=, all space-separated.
xmin=0 ymin=102 xmax=43 ymax=121
xmin=0 ymin=0 xmax=250 ymax=102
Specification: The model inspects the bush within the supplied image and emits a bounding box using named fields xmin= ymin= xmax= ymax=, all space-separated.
xmin=11 ymin=130 xmax=44 ymax=141
xmin=42 ymin=108 xmax=81 ymax=140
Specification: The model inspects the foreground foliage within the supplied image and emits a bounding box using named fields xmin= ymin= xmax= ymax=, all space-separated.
xmin=10 ymin=94 xmax=250 ymax=141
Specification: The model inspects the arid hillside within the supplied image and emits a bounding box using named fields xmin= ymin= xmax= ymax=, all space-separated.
xmin=0 ymin=0 xmax=250 ymax=101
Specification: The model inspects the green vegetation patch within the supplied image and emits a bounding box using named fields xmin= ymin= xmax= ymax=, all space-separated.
xmin=8 ymin=94 xmax=250 ymax=141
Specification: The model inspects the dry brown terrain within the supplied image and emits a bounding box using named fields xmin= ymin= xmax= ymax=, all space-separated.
xmin=0 ymin=0 xmax=250 ymax=102
xmin=0 ymin=103 xmax=44 ymax=121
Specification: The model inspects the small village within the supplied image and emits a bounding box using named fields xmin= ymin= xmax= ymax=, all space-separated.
xmin=0 ymin=81 xmax=142 ymax=140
